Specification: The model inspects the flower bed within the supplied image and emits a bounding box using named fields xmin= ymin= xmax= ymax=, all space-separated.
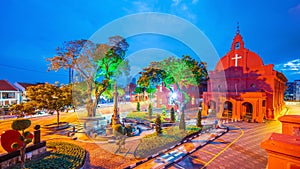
xmin=11 ymin=142 xmax=86 ymax=169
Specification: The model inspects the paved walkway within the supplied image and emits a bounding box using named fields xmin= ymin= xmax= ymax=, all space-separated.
xmin=168 ymin=120 xmax=282 ymax=169
xmin=133 ymin=127 xmax=227 ymax=169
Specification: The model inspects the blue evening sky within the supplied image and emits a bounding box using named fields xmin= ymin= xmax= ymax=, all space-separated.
xmin=0 ymin=0 xmax=300 ymax=84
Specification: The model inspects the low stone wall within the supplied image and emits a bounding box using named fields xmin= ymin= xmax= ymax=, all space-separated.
xmin=261 ymin=133 xmax=300 ymax=169
xmin=0 ymin=141 xmax=46 ymax=169
xmin=278 ymin=115 xmax=300 ymax=136
xmin=261 ymin=115 xmax=300 ymax=169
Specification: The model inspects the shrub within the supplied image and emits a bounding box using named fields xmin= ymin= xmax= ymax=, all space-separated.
xmin=170 ymin=107 xmax=175 ymax=123
xmin=12 ymin=119 xmax=31 ymax=131
xmin=186 ymin=125 xmax=201 ymax=135
xmin=148 ymin=103 xmax=153 ymax=118
xmin=13 ymin=142 xmax=86 ymax=169
xmin=113 ymin=124 xmax=124 ymax=136
xmin=197 ymin=108 xmax=203 ymax=127
xmin=11 ymin=119 xmax=32 ymax=169
xmin=125 ymin=124 xmax=133 ymax=137
xmin=155 ymin=115 xmax=162 ymax=135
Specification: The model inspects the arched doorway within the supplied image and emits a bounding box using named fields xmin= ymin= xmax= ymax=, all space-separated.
xmin=208 ymin=100 xmax=216 ymax=116
xmin=223 ymin=101 xmax=233 ymax=119
xmin=208 ymin=100 xmax=216 ymax=110
xmin=242 ymin=102 xmax=253 ymax=122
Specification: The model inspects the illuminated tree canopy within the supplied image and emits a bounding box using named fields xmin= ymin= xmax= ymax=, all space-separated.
xmin=47 ymin=36 xmax=129 ymax=117
xmin=138 ymin=55 xmax=208 ymax=130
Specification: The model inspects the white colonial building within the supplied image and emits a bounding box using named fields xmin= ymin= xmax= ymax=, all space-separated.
xmin=0 ymin=80 xmax=20 ymax=106
xmin=14 ymin=82 xmax=39 ymax=102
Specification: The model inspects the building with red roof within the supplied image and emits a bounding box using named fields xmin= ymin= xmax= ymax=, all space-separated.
xmin=14 ymin=82 xmax=40 ymax=102
xmin=0 ymin=80 xmax=20 ymax=106
xmin=201 ymin=29 xmax=287 ymax=122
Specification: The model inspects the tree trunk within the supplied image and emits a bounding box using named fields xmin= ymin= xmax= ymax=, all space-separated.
xmin=86 ymin=82 xmax=96 ymax=117
xmin=20 ymin=144 xmax=25 ymax=169
xmin=86 ymin=80 xmax=107 ymax=117
xmin=86 ymin=100 xmax=97 ymax=117
xmin=57 ymin=110 xmax=60 ymax=126
xmin=179 ymin=104 xmax=186 ymax=130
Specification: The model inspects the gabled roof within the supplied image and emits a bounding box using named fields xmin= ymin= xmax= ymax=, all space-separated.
xmin=0 ymin=80 xmax=18 ymax=91
xmin=16 ymin=82 xmax=39 ymax=89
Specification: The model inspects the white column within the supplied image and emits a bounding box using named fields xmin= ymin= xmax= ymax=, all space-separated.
xmin=17 ymin=91 xmax=20 ymax=104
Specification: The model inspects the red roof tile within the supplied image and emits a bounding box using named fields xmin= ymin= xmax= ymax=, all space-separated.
xmin=0 ymin=80 xmax=18 ymax=91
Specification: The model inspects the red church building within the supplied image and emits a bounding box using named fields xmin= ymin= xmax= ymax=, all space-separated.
xmin=202 ymin=29 xmax=287 ymax=122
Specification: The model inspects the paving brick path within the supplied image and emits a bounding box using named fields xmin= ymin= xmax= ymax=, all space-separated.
xmin=168 ymin=120 xmax=282 ymax=169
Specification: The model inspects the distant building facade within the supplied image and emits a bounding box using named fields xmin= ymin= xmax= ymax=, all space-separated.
xmin=202 ymin=30 xmax=287 ymax=122
xmin=126 ymin=83 xmax=148 ymax=102
xmin=155 ymin=81 xmax=207 ymax=111
xmin=284 ymin=82 xmax=294 ymax=101
xmin=294 ymin=80 xmax=300 ymax=101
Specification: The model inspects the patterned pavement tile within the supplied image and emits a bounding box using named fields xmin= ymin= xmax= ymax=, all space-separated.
xmin=168 ymin=121 xmax=281 ymax=169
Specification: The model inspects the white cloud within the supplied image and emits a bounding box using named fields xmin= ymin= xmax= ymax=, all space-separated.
xmin=276 ymin=59 xmax=300 ymax=73
xmin=283 ymin=59 xmax=300 ymax=70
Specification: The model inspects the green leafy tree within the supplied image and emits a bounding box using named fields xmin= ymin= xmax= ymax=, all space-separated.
xmin=135 ymin=86 xmax=144 ymax=102
xmin=26 ymin=83 xmax=71 ymax=126
xmin=197 ymin=108 xmax=203 ymax=128
xmin=148 ymin=103 xmax=153 ymax=118
xmin=155 ymin=115 xmax=162 ymax=135
xmin=9 ymin=102 xmax=35 ymax=117
xmin=60 ymin=84 xmax=73 ymax=110
xmin=137 ymin=102 xmax=140 ymax=111
xmin=146 ymin=86 xmax=156 ymax=102
xmin=170 ymin=107 xmax=176 ymax=123
xmin=47 ymin=36 xmax=129 ymax=117
xmin=138 ymin=56 xmax=208 ymax=130
xmin=11 ymin=119 xmax=32 ymax=169
xmin=102 ymin=84 xmax=125 ymax=100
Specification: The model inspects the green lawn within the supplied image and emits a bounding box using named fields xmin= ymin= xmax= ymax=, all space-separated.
xmin=134 ymin=125 xmax=201 ymax=158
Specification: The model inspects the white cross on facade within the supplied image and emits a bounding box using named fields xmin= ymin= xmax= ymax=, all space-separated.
xmin=232 ymin=54 xmax=242 ymax=67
